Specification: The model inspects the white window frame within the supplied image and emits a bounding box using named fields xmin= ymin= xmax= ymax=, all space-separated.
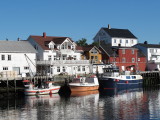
xmin=8 ymin=55 xmax=11 ymax=61
xmin=48 ymin=55 xmax=52 ymax=61
xmin=78 ymin=66 xmax=81 ymax=71
xmin=24 ymin=66 xmax=29 ymax=70
xmin=122 ymin=49 xmax=125 ymax=54
xmin=1 ymin=55 xmax=5 ymax=60
xmin=82 ymin=66 xmax=85 ymax=71
xmin=3 ymin=67 xmax=8 ymax=70
xmin=62 ymin=67 xmax=65 ymax=72
xmin=132 ymin=58 xmax=135 ymax=63
xmin=57 ymin=67 xmax=60 ymax=72
xmin=122 ymin=57 xmax=126 ymax=63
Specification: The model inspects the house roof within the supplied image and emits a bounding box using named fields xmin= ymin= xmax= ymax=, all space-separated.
xmin=137 ymin=50 xmax=146 ymax=57
xmin=29 ymin=32 xmax=75 ymax=50
xmin=102 ymin=28 xmax=137 ymax=39
xmin=76 ymin=46 xmax=83 ymax=50
xmin=81 ymin=45 xmax=95 ymax=52
xmin=30 ymin=35 xmax=69 ymax=50
xmin=0 ymin=40 xmax=37 ymax=53
xmin=136 ymin=43 xmax=160 ymax=48
xmin=100 ymin=42 xmax=117 ymax=57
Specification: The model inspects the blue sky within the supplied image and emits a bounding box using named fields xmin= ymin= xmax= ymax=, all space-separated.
xmin=0 ymin=0 xmax=160 ymax=44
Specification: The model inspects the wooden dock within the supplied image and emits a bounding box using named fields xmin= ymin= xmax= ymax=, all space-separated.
xmin=140 ymin=71 xmax=160 ymax=87
xmin=0 ymin=75 xmax=70 ymax=95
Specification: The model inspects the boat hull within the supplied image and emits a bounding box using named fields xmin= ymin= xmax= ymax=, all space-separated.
xmin=25 ymin=87 xmax=60 ymax=96
xmin=99 ymin=78 xmax=143 ymax=90
xmin=69 ymin=85 xmax=99 ymax=92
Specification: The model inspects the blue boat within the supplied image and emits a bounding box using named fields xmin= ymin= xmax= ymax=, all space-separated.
xmin=98 ymin=65 xmax=143 ymax=90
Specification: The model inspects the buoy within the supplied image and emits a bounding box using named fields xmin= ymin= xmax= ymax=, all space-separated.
xmin=125 ymin=81 xmax=129 ymax=84
xmin=115 ymin=79 xmax=119 ymax=82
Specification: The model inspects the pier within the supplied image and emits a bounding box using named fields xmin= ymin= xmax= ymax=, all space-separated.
xmin=140 ymin=71 xmax=160 ymax=87
xmin=0 ymin=75 xmax=71 ymax=95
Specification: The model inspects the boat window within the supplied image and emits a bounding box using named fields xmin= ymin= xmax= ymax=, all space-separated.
xmin=132 ymin=76 xmax=136 ymax=79
xmin=72 ymin=78 xmax=80 ymax=83
xmin=126 ymin=76 xmax=131 ymax=79
xmin=86 ymin=78 xmax=94 ymax=83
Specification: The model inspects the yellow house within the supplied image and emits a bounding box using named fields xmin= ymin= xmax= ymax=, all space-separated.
xmin=80 ymin=45 xmax=102 ymax=64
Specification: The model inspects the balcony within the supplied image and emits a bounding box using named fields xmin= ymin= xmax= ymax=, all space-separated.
xmin=36 ymin=60 xmax=90 ymax=65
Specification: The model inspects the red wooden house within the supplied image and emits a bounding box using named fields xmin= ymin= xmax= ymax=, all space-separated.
xmin=100 ymin=43 xmax=146 ymax=72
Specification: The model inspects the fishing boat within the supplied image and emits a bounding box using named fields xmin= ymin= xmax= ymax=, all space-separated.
xmin=98 ymin=65 xmax=143 ymax=90
xmin=24 ymin=81 xmax=60 ymax=96
xmin=69 ymin=75 xmax=99 ymax=92
xmin=22 ymin=79 xmax=31 ymax=88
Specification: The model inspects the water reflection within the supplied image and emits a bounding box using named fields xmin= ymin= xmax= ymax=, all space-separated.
xmin=1 ymin=87 xmax=160 ymax=120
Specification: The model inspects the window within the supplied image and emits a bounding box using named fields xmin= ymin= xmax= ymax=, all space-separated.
xmin=132 ymin=50 xmax=134 ymax=54
xmin=62 ymin=44 xmax=65 ymax=49
xmin=122 ymin=58 xmax=126 ymax=63
xmin=126 ymin=40 xmax=128 ymax=44
xmin=138 ymin=58 xmax=140 ymax=61
xmin=155 ymin=49 xmax=158 ymax=53
xmin=126 ymin=76 xmax=131 ymax=79
xmin=78 ymin=66 xmax=81 ymax=71
xmin=82 ymin=66 xmax=85 ymax=71
xmin=62 ymin=67 xmax=65 ymax=72
xmin=49 ymin=45 xmax=54 ymax=49
xmin=62 ymin=55 xmax=67 ymax=60
xmin=48 ymin=55 xmax=52 ymax=61
xmin=122 ymin=49 xmax=125 ymax=54
xmin=131 ymin=40 xmax=134 ymax=44
xmin=132 ymin=58 xmax=135 ymax=63
xmin=57 ymin=67 xmax=60 ymax=72
xmin=1 ymin=55 xmax=5 ymax=60
xmin=150 ymin=49 xmax=154 ymax=53
xmin=3 ymin=67 xmax=8 ymax=70
xmin=8 ymin=55 xmax=11 ymax=61
xmin=91 ymin=56 xmax=94 ymax=59
xmin=73 ymin=55 xmax=76 ymax=60
xmin=54 ymin=56 xmax=56 ymax=60
xmin=114 ymin=39 xmax=116 ymax=43
xmin=95 ymin=56 xmax=98 ymax=60
xmin=24 ymin=67 xmax=29 ymax=70
xmin=120 ymin=39 xmax=122 ymax=43
xmin=91 ymin=48 xmax=98 ymax=54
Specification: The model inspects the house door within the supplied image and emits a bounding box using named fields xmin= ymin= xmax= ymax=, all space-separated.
xmin=13 ymin=67 xmax=20 ymax=75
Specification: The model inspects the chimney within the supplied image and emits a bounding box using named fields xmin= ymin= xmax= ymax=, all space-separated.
xmin=17 ymin=37 xmax=20 ymax=41
xmin=108 ymin=24 xmax=111 ymax=29
xmin=43 ymin=32 xmax=46 ymax=38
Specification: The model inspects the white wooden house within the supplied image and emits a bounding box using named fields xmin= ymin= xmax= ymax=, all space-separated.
xmin=135 ymin=43 xmax=160 ymax=71
xmin=27 ymin=32 xmax=91 ymax=75
xmin=93 ymin=24 xmax=138 ymax=47
xmin=0 ymin=40 xmax=37 ymax=78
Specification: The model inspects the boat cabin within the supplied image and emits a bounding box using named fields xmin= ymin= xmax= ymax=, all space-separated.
xmin=71 ymin=75 xmax=99 ymax=85
xmin=103 ymin=67 xmax=120 ymax=77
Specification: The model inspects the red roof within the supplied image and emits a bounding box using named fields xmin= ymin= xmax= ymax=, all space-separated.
xmin=30 ymin=33 xmax=71 ymax=50
xmin=81 ymin=45 xmax=94 ymax=51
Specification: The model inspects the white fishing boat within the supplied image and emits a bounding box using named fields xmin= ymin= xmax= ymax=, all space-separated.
xmin=69 ymin=75 xmax=99 ymax=92
xmin=24 ymin=81 xmax=60 ymax=96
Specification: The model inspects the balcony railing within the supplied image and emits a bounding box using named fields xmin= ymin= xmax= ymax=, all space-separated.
xmin=36 ymin=60 xmax=90 ymax=65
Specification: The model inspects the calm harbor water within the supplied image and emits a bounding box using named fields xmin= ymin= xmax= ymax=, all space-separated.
xmin=0 ymin=87 xmax=160 ymax=120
